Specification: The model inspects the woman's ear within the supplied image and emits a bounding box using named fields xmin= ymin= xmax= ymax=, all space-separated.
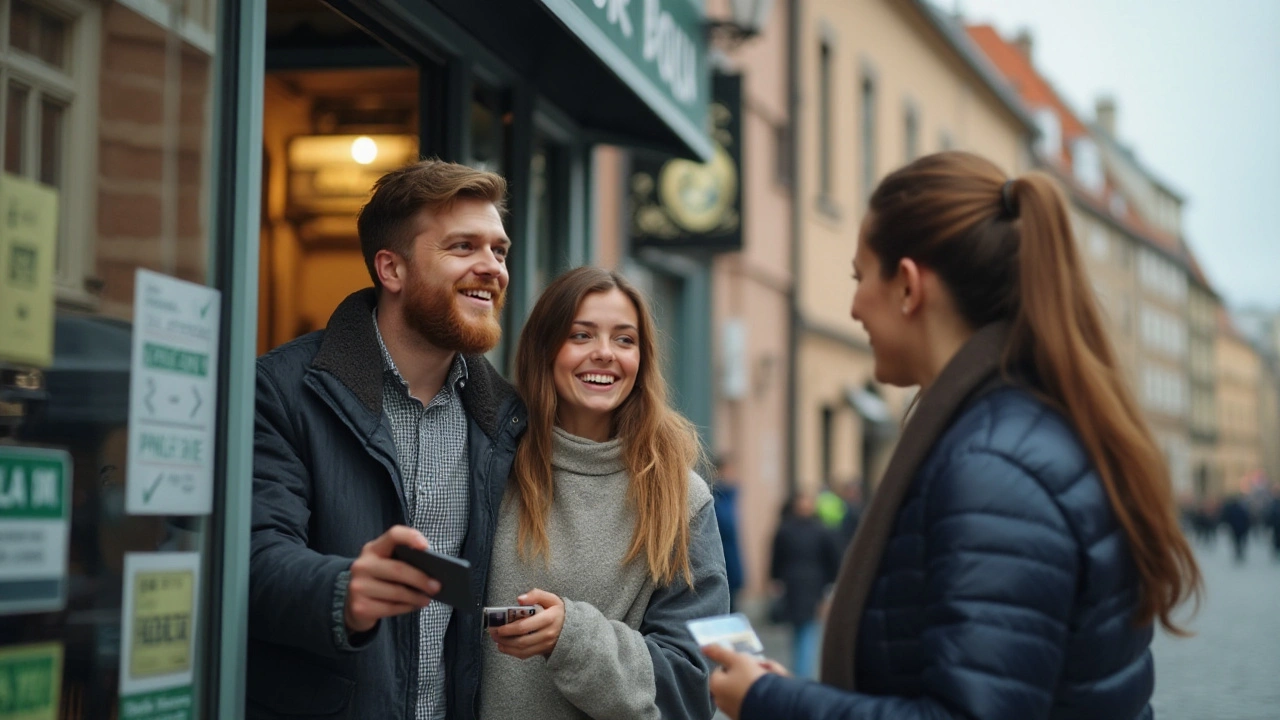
xmin=897 ymin=258 xmax=923 ymax=317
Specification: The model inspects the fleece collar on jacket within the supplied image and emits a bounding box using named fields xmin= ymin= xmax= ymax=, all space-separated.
xmin=819 ymin=322 xmax=1011 ymax=690
xmin=310 ymin=288 xmax=518 ymax=440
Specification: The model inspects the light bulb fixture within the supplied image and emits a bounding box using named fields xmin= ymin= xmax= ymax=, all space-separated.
xmin=350 ymin=136 xmax=378 ymax=165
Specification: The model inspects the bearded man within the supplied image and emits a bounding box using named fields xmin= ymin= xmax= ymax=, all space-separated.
xmin=248 ymin=160 xmax=527 ymax=720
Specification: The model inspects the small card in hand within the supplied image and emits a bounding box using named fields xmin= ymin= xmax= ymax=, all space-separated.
xmin=685 ymin=613 xmax=765 ymax=658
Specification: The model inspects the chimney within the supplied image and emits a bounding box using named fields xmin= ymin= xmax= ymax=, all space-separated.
xmin=1095 ymin=96 xmax=1117 ymax=136
xmin=1013 ymin=28 xmax=1033 ymax=60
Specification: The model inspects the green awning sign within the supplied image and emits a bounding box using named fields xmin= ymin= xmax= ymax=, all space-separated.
xmin=0 ymin=446 xmax=71 ymax=616
xmin=539 ymin=0 xmax=712 ymax=160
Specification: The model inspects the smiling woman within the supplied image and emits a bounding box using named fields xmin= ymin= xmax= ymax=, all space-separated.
xmin=479 ymin=266 xmax=730 ymax=720
xmin=551 ymin=289 xmax=641 ymax=441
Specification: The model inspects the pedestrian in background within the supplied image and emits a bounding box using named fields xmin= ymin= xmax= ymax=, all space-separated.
xmin=480 ymin=266 xmax=729 ymax=720
xmin=712 ymin=454 xmax=746 ymax=613
xmin=1221 ymin=494 xmax=1252 ymax=563
xmin=768 ymin=491 xmax=842 ymax=680
xmin=248 ymin=160 xmax=523 ymax=719
xmin=705 ymin=151 xmax=1203 ymax=720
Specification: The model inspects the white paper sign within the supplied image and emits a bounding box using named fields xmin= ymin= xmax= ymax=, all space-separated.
xmin=127 ymin=269 xmax=221 ymax=516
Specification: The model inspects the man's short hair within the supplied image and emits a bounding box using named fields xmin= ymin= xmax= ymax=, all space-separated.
xmin=356 ymin=159 xmax=508 ymax=288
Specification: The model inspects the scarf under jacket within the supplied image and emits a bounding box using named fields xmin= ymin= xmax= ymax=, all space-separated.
xmin=819 ymin=322 xmax=1011 ymax=690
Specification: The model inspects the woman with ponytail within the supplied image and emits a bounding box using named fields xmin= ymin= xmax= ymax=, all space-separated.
xmin=705 ymin=151 xmax=1201 ymax=720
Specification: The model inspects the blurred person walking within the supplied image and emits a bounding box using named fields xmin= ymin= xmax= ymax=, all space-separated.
xmin=768 ymin=492 xmax=842 ymax=680
xmin=712 ymin=454 xmax=746 ymax=613
xmin=480 ymin=267 xmax=729 ymax=720
xmin=704 ymin=151 xmax=1202 ymax=720
xmin=1221 ymin=494 xmax=1252 ymax=563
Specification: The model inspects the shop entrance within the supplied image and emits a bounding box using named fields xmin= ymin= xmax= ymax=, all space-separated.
xmin=258 ymin=1 xmax=420 ymax=353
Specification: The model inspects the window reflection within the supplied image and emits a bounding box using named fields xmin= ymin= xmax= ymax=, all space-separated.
xmin=469 ymin=82 xmax=507 ymax=175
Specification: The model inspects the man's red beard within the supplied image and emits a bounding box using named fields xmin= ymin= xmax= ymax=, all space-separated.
xmin=402 ymin=274 xmax=505 ymax=355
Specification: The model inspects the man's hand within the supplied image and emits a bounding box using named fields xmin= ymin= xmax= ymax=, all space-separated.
xmin=488 ymin=589 xmax=566 ymax=660
xmin=344 ymin=525 xmax=440 ymax=634
xmin=703 ymin=644 xmax=780 ymax=720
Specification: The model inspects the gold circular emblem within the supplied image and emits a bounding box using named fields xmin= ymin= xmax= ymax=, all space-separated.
xmin=658 ymin=143 xmax=737 ymax=233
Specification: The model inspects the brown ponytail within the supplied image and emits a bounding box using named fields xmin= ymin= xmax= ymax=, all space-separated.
xmin=866 ymin=151 xmax=1202 ymax=634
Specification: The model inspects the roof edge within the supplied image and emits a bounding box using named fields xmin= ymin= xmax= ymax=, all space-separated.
xmin=909 ymin=0 xmax=1039 ymax=136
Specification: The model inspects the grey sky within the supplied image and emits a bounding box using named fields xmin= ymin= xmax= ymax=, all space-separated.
xmin=951 ymin=0 xmax=1280 ymax=310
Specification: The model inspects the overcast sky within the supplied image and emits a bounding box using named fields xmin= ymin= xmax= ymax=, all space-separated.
xmin=950 ymin=0 xmax=1280 ymax=310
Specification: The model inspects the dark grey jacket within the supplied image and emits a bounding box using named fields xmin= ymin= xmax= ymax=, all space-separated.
xmin=247 ymin=289 xmax=526 ymax=719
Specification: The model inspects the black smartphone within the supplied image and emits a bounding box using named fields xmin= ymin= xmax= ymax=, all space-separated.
xmin=391 ymin=545 xmax=474 ymax=609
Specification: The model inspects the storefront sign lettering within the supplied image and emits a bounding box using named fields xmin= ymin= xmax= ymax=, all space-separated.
xmin=641 ymin=0 xmax=697 ymax=104
xmin=541 ymin=0 xmax=710 ymax=157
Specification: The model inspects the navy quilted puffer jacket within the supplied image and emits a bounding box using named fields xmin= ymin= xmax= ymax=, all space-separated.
xmin=742 ymin=387 xmax=1155 ymax=720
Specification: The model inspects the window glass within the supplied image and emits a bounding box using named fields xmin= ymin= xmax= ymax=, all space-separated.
xmin=1 ymin=2 xmax=224 ymax=718
xmin=5 ymin=82 xmax=28 ymax=175
xmin=469 ymin=81 xmax=507 ymax=175
xmin=39 ymin=97 xmax=64 ymax=187
xmin=10 ymin=0 xmax=70 ymax=69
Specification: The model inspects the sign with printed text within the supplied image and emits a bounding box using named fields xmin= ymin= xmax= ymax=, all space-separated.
xmin=0 ymin=173 xmax=58 ymax=368
xmin=127 ymin=269 xmax=220 ymax=516
xmin=538 ymin=0 xmax=711 ymax=159
xmin=0 ymin=446 xmax=71 ymax=615
xmin=119 ymin=552 xmax=199 ymax=720
xmin=0 ymin=642 xmax=63 ymax=720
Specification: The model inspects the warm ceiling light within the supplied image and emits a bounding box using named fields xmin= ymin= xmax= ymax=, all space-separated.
xmin=351 ymin=136 xmax=378 ymax=165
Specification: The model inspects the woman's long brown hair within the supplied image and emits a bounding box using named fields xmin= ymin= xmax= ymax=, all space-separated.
xmin=865 ymin=151 xmax=1202 ymax=634
xmin=511 ymin=266 xmax=704 ymax=586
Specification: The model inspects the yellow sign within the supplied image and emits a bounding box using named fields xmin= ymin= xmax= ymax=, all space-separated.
xmin=129 ymin=569 xmax=195 ymax=678
xmin=0 ymin=642 xmax=62 ymax=720
xmin=0 ymin=173 xmax=58 ymax=368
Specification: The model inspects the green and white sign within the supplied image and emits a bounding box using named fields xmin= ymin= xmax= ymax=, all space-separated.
xmin=127 ymin=269 xmax=220 ymax=516
xmin=0 ymin=642 xmax=63 ymax=720
xmin=0 ymin=446 xmax=71 ymax=616
xmin=539 ymin=0 xmax=712 ymax=160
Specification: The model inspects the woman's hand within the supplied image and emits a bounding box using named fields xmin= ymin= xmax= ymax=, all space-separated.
xmin=488 ymin=589 xmax=565 ymax=660
xmin=703 ymin=645 xmax=787 ymax=719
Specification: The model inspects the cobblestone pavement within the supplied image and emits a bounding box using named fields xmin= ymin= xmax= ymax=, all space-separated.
xmin=722 ymin=531 xmax=1280 ymax=719
xmin=1151 ymin=531 xmax=1280 ymax=720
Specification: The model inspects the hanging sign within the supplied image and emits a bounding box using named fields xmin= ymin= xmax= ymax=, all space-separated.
xmin=630 ymin=72 xmax=744 ymax=252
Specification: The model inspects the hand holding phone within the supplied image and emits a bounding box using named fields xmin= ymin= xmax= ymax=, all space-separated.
xmin=482 ymin=604 xmax=544 ymax=629
xmin=391 ymin=544 xmax=474 ymax=609
xmin=345 ymin=525 xmax=440 ymax=634
xmin=486 ymin=589 xmax=565 ymax=660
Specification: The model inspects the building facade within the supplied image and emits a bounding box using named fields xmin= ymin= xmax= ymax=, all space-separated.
xmin=1215 ymin=311 xmax=1264 ymax=497
xmin=586 ymin=0 xmax=795 ymax=601
xmin=0 ymin=0 xmax=716 ymax=716
xmin=968 ymin=26 xmax=1217 ymax=500
xmin=790 ymin=0 xmax=1033 ymax=504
